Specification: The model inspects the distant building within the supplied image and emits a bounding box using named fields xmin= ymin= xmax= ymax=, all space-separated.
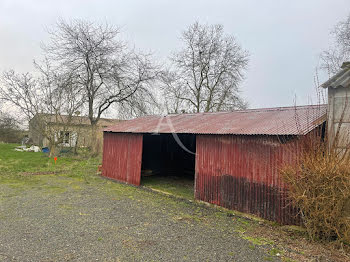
xmin=29 ymin=114 xmax=120 ymax=148
xmin=321 ymin=62 xmax=350 ymax=152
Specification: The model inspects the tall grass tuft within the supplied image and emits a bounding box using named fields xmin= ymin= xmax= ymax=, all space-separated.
xmin=282 ymin=124 xmax=350 ymax=243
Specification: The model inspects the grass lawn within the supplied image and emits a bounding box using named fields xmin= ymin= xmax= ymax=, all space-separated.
xmin=0 ymin=143 xmax=99 ymax=174
xmin=0 ymin=143 xmax=101 ymax=194
xmin=0 ymin=142 xmax=349 ymax=261
xmin=141 ymin=175 xmax=195 ymax=200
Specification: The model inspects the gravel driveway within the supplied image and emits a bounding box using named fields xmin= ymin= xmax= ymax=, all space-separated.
xmin=0 ymin=174 xmax=279 ymax=261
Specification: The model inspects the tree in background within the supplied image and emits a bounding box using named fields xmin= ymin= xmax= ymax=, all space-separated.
xmin=161 ymin=22 xmax=249 ymax=113
xmin=0 ymin=62 xmax=84 ymax=156
xmin=43 ymin=19 xmax=159 ymax=153
xmin=321 ymin=13 xmax=350 ymax=75
xmin=0 ymin=112 xmax=23 ymax=143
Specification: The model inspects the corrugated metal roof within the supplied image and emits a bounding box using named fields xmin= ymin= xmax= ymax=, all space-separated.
xmin=321 ymin=62 xmax=350 ymax=89
xmin=105 ymin=105 xmax=327 ymax=136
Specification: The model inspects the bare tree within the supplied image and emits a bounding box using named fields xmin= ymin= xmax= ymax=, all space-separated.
xmin=321 ymin=14 xmax=350 ymax=75
xmin=43 ymin=19 xmax=159 ymax=152
xmin=158 ymin=69 xmax=186 ymax=114
xmin=0 ymin=63 xmax=83 ymax=156
xmin=0 ymin=71 xmax=39 ymax=121
xmin=160 ymin=22 xmax=249 ymax=114
xmin=0 ymin=112 xmax=23 ymax=143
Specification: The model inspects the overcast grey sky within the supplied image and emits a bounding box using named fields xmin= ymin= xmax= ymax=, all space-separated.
xmin=0 ymin=0 xmax=349 ymax=109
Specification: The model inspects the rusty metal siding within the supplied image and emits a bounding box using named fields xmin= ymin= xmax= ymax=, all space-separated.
xmin=195 ymin=135 xmax=301 ymax=225
xmin=102 ymin=132 xmax=143 ymax=186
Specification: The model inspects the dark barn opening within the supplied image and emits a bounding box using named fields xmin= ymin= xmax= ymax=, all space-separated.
xmin=141 ymin=133 xmax=196 ymax=198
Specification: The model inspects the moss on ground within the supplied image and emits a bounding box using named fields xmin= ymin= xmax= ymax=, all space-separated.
xmin=141 ymin=175 xmax=194 ymax=200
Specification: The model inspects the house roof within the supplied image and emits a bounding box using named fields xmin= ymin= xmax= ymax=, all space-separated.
xmin=321 ymin=62 xmax=350 ymax=89
xmin=104 ymin=105 xmax=327 ymax=136
xmin=35 ymin=114 xmax=120 ymax=127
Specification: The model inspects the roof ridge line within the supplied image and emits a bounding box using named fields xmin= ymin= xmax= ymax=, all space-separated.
xmin=163 ymin=104 xmax=327 ymax=116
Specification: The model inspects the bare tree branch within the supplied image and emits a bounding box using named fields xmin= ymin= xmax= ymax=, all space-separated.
xmin=0 ymin=63 xmax=84 ymax=155
xmin=321 ymin=14 xmax=350 ymax=76
xmin=43 ymin=19 xmax=159 ymax=125
xmin=160 ymin=22 xmax=249 ymax=113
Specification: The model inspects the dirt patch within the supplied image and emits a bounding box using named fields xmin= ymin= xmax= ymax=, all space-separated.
xmin=243 ymin=221 xmax=350 ymax=261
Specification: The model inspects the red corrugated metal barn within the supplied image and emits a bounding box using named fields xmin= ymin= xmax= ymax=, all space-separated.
xmin=102 ymin=105 xmax=327 ymax=224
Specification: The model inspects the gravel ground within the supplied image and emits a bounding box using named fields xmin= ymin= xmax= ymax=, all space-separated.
xmin=0 ymin=174 xmax=280 ymax=262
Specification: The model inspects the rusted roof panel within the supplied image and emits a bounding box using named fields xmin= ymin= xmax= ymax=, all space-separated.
xmin=105 ymin=105 xmax=327 ymax=136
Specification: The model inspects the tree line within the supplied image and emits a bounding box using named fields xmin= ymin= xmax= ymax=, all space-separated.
xmin=0 ymin=13 xmax=349 ymax=154
xmin=0 ymin=20 xmax=249 ymax=153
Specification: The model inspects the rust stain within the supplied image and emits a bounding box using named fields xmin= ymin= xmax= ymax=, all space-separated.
xmin=102 ymin=132 xmax=143 ymax=186
xmin=195 ymin=135 xmax=301 ymax=225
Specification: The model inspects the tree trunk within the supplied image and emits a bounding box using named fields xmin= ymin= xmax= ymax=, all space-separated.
xmin=90 ymin=124 xmax=101 ymax=156
xmin=49 ymin=142 xmax=56 ymax=158
xmin=74 ymin=133 xmax=79 ymax=155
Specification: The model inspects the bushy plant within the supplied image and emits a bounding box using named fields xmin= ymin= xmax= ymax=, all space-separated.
xmin=282 ymin=135 xmax=350 ymax=243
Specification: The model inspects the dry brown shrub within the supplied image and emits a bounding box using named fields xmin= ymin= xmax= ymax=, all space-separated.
xmin=282 ymin=134 xmax=350 ymax=243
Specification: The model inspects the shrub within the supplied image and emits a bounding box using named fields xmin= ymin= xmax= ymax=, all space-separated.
xmin=282 ymin=137 xmax=350 ymax=243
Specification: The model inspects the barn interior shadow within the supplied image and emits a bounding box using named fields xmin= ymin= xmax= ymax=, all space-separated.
xmin=141 ymin=133 xmax=196 ymax=199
